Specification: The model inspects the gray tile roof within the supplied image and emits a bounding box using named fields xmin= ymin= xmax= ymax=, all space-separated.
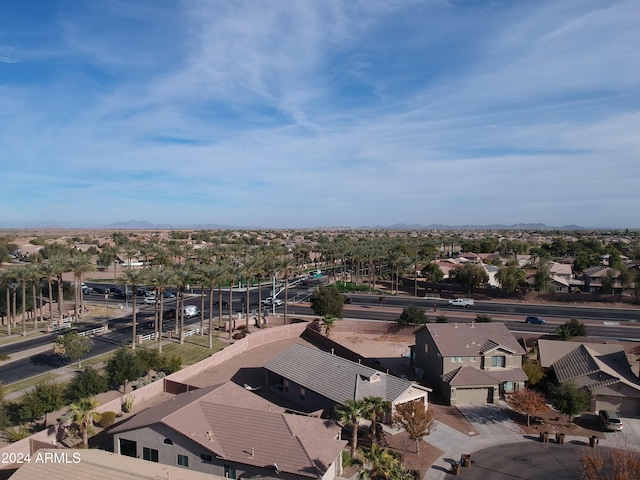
xmin=263 ymin=343 xmax=418 ymax=405
xmin=553 ymin=344 xmax=601 ymax=382
xmin=537 ymin=339 xmax=623 ymax=368
xmin=416 ymin=322 xmax=525 ymax=357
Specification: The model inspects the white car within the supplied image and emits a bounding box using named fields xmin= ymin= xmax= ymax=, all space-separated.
xmin=261 ymin=297 xmax=284 ymax=307
xmin=448 ymin=298 xmax=474 ymax=308
xmin=144 ymin=296 xmax=157 ymax=305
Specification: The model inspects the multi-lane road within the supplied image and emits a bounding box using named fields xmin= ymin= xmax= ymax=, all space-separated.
xmin=1 ymin=279 xmax=638 ymax=385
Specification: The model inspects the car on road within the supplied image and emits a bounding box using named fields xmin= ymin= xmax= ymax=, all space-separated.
xmin=82 ymin=286 xmax=94 ymax=295
xmin=525 ymin=316 xmax=546 ymax=324
xmin=112 ymin=290 xmax=133 ymax=300
xmin=165 ymin=305 xmax=200 ymax=319
xmin=93 ymin=286 xmax=110 ymax=294
xmin=599 ymin=410 xmax=623 ymax=431
xmin=261 ymin=297 xmax=284 ymax=307
xmin=144 ymin=296 xmax=158 ymax=305
xmin=344 ymin=296 xmax=351 ymax=304
xmin=163 ymin=291 xmax=176 ymax=299
xmin=448 ymin=298 xmax=474 ymax=308
xmin=213 ymin=300 xmax=229 ymax=307
xmin=143 ymin=320 xmax=167 ymax=330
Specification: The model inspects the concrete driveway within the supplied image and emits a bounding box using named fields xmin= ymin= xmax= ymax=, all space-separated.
xmin=457 ymin=403 xmax=524 ymax=435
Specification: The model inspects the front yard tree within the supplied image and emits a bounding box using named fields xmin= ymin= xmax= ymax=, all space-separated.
xmin=310 ymin=285 xmax=344 ymax=319
xmin=105 ymin=347 xmax=144 ymax=393
xmin=320 ymin=315 xmax=336 ymax=337
xmin=452 ymin=263 xmax=488 ymax=290
xmin=54 ymin=330 xmax=92 ymax=367
xmin=359 ymin=443 xmax=404 ymax=480
xmin=336 ymin=399 xmax=366 ymax=458
xmin=392 ymin=401 xmax=435 ymax=453
xmin=581 ymin=443 xmax=640 ymax=480
xmin=555 ymin=318 xmax=587 ymax=341
xmin=397 ymin=305 xmax=427 ymax=325
xmin=506 ymin=388 xmax=549 ymax=427
xmin=552 ymin=382 xmax=590 ymax=426
xmin=68 ymin=397 xmax=101 ymax=448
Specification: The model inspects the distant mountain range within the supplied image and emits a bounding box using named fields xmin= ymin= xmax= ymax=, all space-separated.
xmin=99 ymin=220 xmax=592 ymax=230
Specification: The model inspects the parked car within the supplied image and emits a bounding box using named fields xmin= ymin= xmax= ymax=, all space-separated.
xmin=525 ymin=316 xmax=546 ymax=324
xmin=599 ymin=410 xmax=623 ymax=431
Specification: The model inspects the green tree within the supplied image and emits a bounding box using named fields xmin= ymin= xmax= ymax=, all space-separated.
xmin=496 ymin=260 xmax=525 ymax=294
xmin=19 ymin=381 xmax=65 ymax=426
xmin=392 ymin=401 xmax=434 ymax=453
xmin=522 ymin=358 xmax=545 ymax=386
xmin=310 ymin=285 xmax=345 ymax=319
xmin=105 ymin=347 xmax=144 ymax=393
xmin=320 ymin=315 xmax=336 ymax=337
xmin=534 ymin=261 xmax=551 ymax=298
xmin=336 ymin=399 xmax=366 ymax=458
xmin=397 ymin=305 xmax=427 ymax=325
xmin=66 ymin=367 xmax=108 ymax=401
xmin=68 ymin=396 xmax=101 ymax=448
xmin=362 ymin=396 xmax=391 ymax=445
xmin=552 ymin=382 xmax=590 ymax=426
xmin=420 ymin=263 xmax=444 ymax=283
xmin=358 ymin=443 xmax=405 ymax=480
xmin=452 ymin=263 xmax=488 ymax=290
xmin=555 ymin=318 xmax=587 ymax=341
xmin=53 ymin=330 xmax=92 ymax=367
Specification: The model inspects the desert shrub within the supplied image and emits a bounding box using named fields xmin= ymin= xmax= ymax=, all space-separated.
xmin=98 ymin=411 xmax=116 ymax=428
xmin=66 ymin=367 xmax=108 ymax=402
xmin=158 ymin=354 xmax=182 ymax=375
xmin=135 ymin=348 xmax=162 ymax=373
xmin=436 ymin=315 xmax=449 ymax=323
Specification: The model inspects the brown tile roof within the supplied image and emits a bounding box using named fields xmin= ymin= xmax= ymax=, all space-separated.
xmin=111 ymin=382 xmax=345 ymax=478
xmin=442 ymin=365 xmax=528 ymax=386
xmin=415 ymin=322 xmax=525 ymax=357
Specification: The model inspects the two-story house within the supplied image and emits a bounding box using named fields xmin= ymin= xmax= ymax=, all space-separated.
xmin=413 ymin=323 xmax=527 ymax=405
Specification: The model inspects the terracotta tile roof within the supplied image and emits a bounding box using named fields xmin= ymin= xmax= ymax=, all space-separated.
xmin=416 ymin=323 xmax=525 ymax=357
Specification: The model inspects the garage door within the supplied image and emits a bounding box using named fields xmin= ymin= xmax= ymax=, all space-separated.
xmin=596 ymin=396 xmax=640 ymax=416
xmin=456 ymin=388 xmax=491 ymax=405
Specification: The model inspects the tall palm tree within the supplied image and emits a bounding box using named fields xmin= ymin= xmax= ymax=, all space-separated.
xmin=0 ymin=269 xmax=16 ymax=335
xmin=196 ymin=263 xmax=219 ymax=349
xmin=148 ymin=266 xmax=176 ymax=353
xmin=50 ymin=253 xmax=70 ymax=322
xmin=118 ymin=267 xmax=148 ymax=350
xmin=38 ymin=262 xmax=58 ymax=329
xmin=278 ymin=256 xmax=296 ymax=325
xmin=26 ymin=264 xmax=41 ymax=330
xmin=172 ymin=263 xmax=193 ymax=344
xmin=336 ymin=399 xmax=366 ymax=458
xmin=240 ymin=254 xmax=262 ymax=322
xmin=226 ymin=261 xmax=242 ymax=339
xmin=13 ymin=265 xmax=30 ymax=336
xmin=68 ymin=396 xmax=101 ymax=448
xmin=67 ymin=252 xmax=95 ymax=322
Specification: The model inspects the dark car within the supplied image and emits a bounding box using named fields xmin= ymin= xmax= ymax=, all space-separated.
xmin=525 ymin=316 xmax=546 ymax=324
xmin=143 ymin=320 xmax=167 ymax=330
xmin=93 ymin=286 xmax=110 ymax=294
xmin=164 ymin=291 xmax=176 ymax=299
xmin=136 ymin=287 xmax=148 ymax=297
xmin=213 ymin=300 xmax=229 ymax=307
xmin=112 ymin=290 xmax=133 ymax=300
xmin=343 ymin=296 xmax=351 ymax=304
xmin=82 ymin=286 xmax=94 ymax=295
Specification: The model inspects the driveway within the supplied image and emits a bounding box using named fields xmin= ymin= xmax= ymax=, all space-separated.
xmin=457 ymin=403 xmax=524 ymax=435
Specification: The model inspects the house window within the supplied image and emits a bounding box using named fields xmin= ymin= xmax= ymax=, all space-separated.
xmin=470 ymin=356 xmax=476 ymax=362
xmin=200 ymin=453 xmax=213 ymax=463
xmin=491 ymin=356 xmax=506 ymax=367
xmin=177 ymin=454 xmax=189 ymax=467
xmin=224 ymin=464 xmax=237 ymax=479
xmin=143 ymin=447 xmax=158 ymax=462
xmin=457 ymin=356 xmax=463 ymax=363
xmin=163 ymin=438 xmax=174 ymax=445
xmin=300 ymin=387 xmax=305 ymax=401
xmin=504 ymin=381 xmax=514 ymax=393
xmin=451 ymin=357 xmax=457 ymax=363
xmin=283 ymin=379 xmax=289 ymax=393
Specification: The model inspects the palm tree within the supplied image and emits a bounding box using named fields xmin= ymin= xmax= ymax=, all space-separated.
xmin=13 ymin=265 xmax=31 ymax=336
xmin=0 ymin=269 xmax=16 ymax=335
xmin=50 ymin=253 xmax=70 ymax=322
xmin=363 ymin=396 xmax=391 ymax=445
xmin=172 ymin=263 xmax=194 ymax=344
xmin=148 ymin=266 xmax=176 ymax=353
xmin=196 ymin=263 xmax=219 ymax=349
xmin=118 ymin=267 xmax=148 ymax=350
xmin=336 ymin=399 xmax=366 ymax=458
xmin=226 ymin=261 xmax=242 ymax=339
xmin=68 ymin=396 xmax=101 ymax=448
xmin=321 ymin=315 xmax=336 ymax=337
xmin=240 ymin=254 xmax=262 ymax=322
xmin=358 ymin=443 xmax=404 ymax=480
xmin=38 ymin=262 xmax=57 ymax=329
xmin=25 ymin=264 xmax=41 ymax=330
xmin=67 ymin=252 xmax=95 ymax=322
xmin=278 ymin=256 xmax=296 ymax=325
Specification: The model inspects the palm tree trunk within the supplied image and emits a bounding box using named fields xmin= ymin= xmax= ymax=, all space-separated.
xmin=208 ymin=285 xmax=214 ymax=349
xmin=200 ymin=284 xmax=206 ymax=335
xmin=57 ymin=275 xmax=64 ymax=322
xmin=131 ymin=286 xmax=137 ymax=350
xmin=6 ymin=288 xmax=11 ymax=336
xmin=21 ymin=281 xmax=27 ymax=336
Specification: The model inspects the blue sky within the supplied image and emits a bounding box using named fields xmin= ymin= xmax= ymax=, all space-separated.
xmin=1 ymin=0 xmax=639 ymax=229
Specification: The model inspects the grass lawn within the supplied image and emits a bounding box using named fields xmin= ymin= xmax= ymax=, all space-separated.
xmin=6 ymin=372 xmax=64 ymax=395
xmin=157 ymin=334 xmax=226 ymax=365
xmin=334 ymin=282 xmax=384 ymax=294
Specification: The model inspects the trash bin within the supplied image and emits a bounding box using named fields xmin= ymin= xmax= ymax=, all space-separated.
xmin=557 ymin=433 xmax=565 ymax=445
xmin=540 ymin=431 xmax=549 ymax=443
xmin=461 ymin=454 xmax=471 ymax=467
xmin=450 ymin=461 xmax=460 ymax=475
xmin=589 ymin=435 xmax=599 ymax=448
